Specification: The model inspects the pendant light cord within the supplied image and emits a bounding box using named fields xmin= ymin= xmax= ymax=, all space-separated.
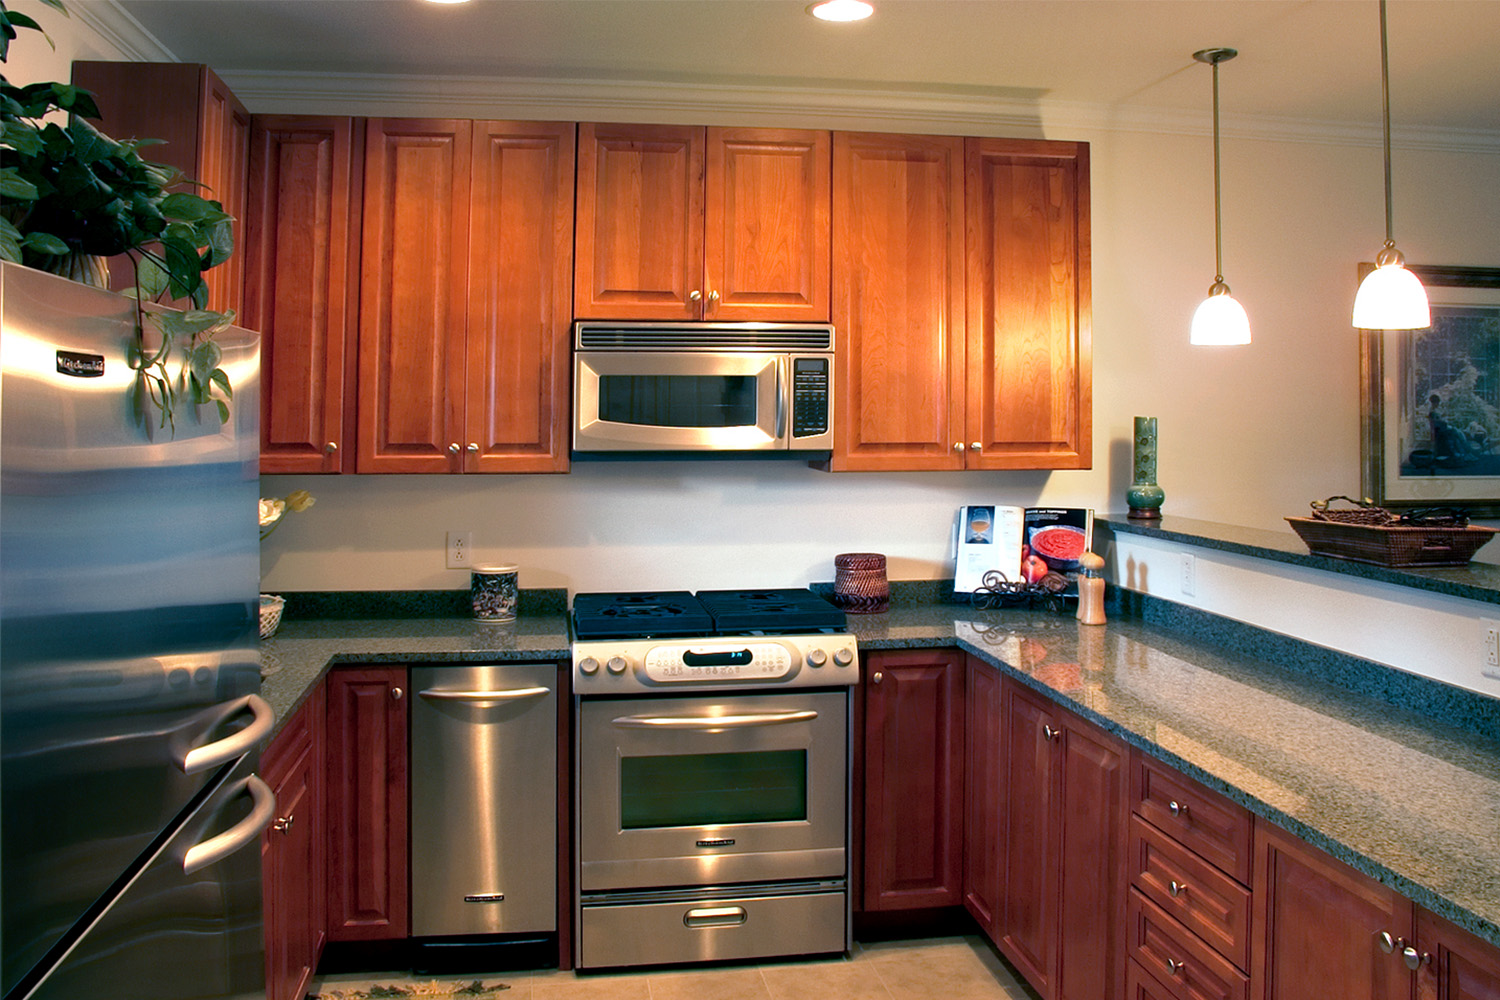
xmin=1379 ymin=0 xmax=1395 ymax=248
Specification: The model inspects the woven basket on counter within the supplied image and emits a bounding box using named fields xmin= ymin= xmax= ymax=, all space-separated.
xmin=1286 ymin=497 xmax=1496 ymax=568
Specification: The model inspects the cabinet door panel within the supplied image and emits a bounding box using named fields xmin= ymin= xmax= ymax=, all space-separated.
xmin=831 ymin=132 xmax=966 ymax=470
xmin=197 ymin=67 xmax=250 ymax=315
xmin=705 ymin=127 xmax=830 ymax=321
xmin=862 ymin=650 xmax=964 ymax=911
xmin=1056 ymin=712 xmax=1127 ymax=1000
xmin=575 ymin=123 xmax=704 ymax=319
xmin=466 ymin=121 xmax=575 ymax=472
xmin=261 ymin=685 xmax=324 ymax=1000
xmin=357 ymin=120 xmax=471 ymax=472
xmin=1417 ymin=908 xmax=1500 ymax=1000
xmin=997 ymin=679 xmax=1058 ymax=995
xmin=965 ymin=138 xmax=1091 ymax=470
xmin=1253 ymin=821 xmax=1409 ymax=1000
xmin=962 ymin=656 xmax=1002 ymax=941
xmin=326 ymin=668 xmax=409 ymax=941
xmin=246 ymin=115 xmax=360 ymax=474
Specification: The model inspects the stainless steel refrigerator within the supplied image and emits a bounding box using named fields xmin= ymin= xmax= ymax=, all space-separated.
xmin=0 ymin=262 xmax=270 ymax=1000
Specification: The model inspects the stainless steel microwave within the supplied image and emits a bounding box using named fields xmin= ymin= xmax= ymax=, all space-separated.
xmin=572 ymin=322 xmax=834 ymax=454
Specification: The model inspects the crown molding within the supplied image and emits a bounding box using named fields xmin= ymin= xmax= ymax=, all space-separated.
xmin=73 ymin=0 xmax=177 ymax=62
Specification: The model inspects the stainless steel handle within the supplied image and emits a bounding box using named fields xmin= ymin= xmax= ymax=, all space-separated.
xmin=684 ymin=905 xmax=746 ymax=928
xmin=871 ymin=671 xmax=883 ymax=684
xmin=1168 ymin=800 xmax=1188 ymax=818
xmin=448 ymin=443 xmax=461 ymax=454
xmin=391 ymin=686 xmax=404 ymax=701
xmin=418 ymin=685 xmax=550 ymax=704
xmin=1043 ymin=724 xmax=1061 ymax=742
xmin=1168 ymin=880 xmax=1187 ymax=898
xmin=775 ymin=356 xmax=787 ymax=440
xmin=1378 ymin=931 xmax=1398 ymax=955
xmin=273 ymin=814 xmax=295 ymax=835
xmin=1164 ymin=958 xmax=1183 ymax=977
xmin=324 ymin=441 xmax=338 ymax=454
xmin=180 ymin=695 xmax=275 ymax=775
xmin=183 ymin=775 xmax=275 ymax=874
xmin=690 ymin=290 xmax=702 ymax=303
xmin=1402 ymin=945 xmax=1430 ymax=971
xmin=613 ymin=710 xmax=818 ymax=730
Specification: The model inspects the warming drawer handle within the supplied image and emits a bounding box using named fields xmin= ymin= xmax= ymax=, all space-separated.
xmin=684 ymin=906 xmax=747 ymax=929
xmin=180 ymin=694 xmax=275 ymax=775
xmin=417 ymin=686 xmax=551 ymax=704
xmin=612 ymin=710 xmax=818 ymax=730
xmin=183 ymin=775 xmax=276 ymax=875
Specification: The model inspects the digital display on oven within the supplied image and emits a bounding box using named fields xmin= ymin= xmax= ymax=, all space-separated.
xmin=643 ymin=643 xmax=795 ymax=682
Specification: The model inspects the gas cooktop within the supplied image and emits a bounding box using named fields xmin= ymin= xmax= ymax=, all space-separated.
xmin=571 ymin=587 xmax=846 ymax=640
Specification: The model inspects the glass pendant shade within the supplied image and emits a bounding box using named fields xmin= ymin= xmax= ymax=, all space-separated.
xmin=1353 ymin=248 xmax=1430 ymax=329
xmin=1191 ymin=284 xmax=1252 ymax=346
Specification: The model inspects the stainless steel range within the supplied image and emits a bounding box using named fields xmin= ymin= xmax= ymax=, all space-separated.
xmin=571 ymin=589 xmax=857 ymax=970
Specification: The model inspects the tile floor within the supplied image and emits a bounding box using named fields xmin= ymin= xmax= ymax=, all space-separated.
xmin=308 ymin=935 xmax=1042 ymax=1000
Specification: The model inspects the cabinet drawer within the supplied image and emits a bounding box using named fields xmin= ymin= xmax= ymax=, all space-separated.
xmin=1132 ymin=752 xmax=1252 ymax=884
xmin=1127 ymin=890 xmax=1249 ymax=1000
xmin=1129 ymin=816 xmax=1251 ymax=971
xmin=1126 ymin=957 xmax=1187 ymax=1000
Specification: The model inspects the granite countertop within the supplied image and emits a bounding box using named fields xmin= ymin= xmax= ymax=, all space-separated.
xmin=258 ymin=597 xmax=1500 ymax=950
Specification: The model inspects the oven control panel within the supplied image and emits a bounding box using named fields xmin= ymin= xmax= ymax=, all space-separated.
xmin=573 ymin=634 xmax=858 ymax=693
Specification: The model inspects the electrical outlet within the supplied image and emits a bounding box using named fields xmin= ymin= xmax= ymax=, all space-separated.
xmin=446 ymin=530 xmax=472 ymax=569
xmin=1483 ymin=619 xmax=1500 ymax=680
xmin=1180 ymin=553 xmax=1196 ymax=597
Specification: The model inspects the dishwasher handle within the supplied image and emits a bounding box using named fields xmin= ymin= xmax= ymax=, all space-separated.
xmin=417 ymin=685 xmax=551 ymax=704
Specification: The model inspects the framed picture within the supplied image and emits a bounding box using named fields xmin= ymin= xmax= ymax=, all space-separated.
xmin=1360 ymin=265 xmax=1500 ymax=517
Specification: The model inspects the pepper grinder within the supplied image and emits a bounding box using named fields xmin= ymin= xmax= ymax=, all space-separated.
xmin=1075 ymin=551 xmax=1106 ymax=626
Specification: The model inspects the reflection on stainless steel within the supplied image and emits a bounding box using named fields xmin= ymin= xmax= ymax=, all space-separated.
xmin=410 ymin=664 xmax=557 ymax=937
xmin=0 ymin=263 xmax=266 ymax=1000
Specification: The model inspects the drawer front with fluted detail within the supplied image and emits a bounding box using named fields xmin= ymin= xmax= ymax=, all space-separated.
xmin=1129 ymin=815 xmax=1251 ymax=970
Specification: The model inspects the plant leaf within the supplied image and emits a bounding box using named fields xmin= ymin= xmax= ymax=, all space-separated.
xmin=0 ymin=167 xmax=39 ymax=200
xmin=0 ymin=218 xmax=23 ymax=264
xmin=134 ymin=253 xmax=170 ymax=300
xmin=21 ymin=231 xmax=68 ymax=255
xmin=159 ymin=192 xmax=215 ymax=222
xmin=209 ymin=367 xmax=233 ymax=398
xmin=2 ymin=121 xmax=45 ymax=156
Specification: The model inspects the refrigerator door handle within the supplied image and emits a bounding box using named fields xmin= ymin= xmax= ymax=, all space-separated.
xmin=182 ymin=775 xmax=275 ymax=875
xmin=179 ymin=694 xmax=275 ymax=775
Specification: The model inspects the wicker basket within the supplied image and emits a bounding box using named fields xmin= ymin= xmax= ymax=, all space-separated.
xmin=1286 ymin=517 xmax=1496 ymax=567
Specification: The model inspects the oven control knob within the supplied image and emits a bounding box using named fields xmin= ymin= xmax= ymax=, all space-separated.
xmin=806 ymin=648 xmax=828 ymax=668
xmin=578 ymin=656 xmax=600 ymax=676
xmin=606 ymin=656 xmax=629 ymax=675
xmin=833 ymin=647 xmax=855 ymax=668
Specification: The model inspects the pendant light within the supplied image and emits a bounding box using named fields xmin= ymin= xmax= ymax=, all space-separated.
xmin=1352 ymin=0 xmax=1430 ymax=330
xmin=1190 ymin=47 xmax=1251 ymax=346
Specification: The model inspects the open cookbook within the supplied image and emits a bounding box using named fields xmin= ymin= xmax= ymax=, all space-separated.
xmin=954 ymin=505 xmax=1094 ymax=595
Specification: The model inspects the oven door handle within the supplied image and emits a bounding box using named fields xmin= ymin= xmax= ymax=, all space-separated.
xmin=612 ymin=710 xmax=818 ymax=730
xmin=418 ymin=686 xmax=551 ymax=704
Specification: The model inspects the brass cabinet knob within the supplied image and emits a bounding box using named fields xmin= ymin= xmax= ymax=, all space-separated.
xmin=467 ymin=443 xmax=479 ymax=453
xmin=689 ymin=290 xmax=702 ymax=303
xmin=448 ymin=443 xmax=461 ymax=455
xmin=324 ymin=441 xmax=338 ymax=454
xmin=391 ymin=686 xmax=404 ymax=701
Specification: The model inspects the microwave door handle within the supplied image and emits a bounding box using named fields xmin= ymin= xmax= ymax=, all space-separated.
xmin=612 ymin=710 xmax=818 ymax=730
xmin=775 ymin=355 xmax=788 ymax=442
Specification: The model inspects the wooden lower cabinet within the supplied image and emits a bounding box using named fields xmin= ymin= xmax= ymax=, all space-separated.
xmin=860 ymin=649 xmax=965 ymax=911
xmin=961 ymin=655 xmax=1002 ymax=938
xmin=325 ymin=667 xmax=410 ymax=941
xmin=1417 ymin=908 xmax=1500 ymax=1000
xmin=261 ymin=686 xmax=325 ymax=1000
xmin=995 ymin=677 xmax=1127 ymax=1000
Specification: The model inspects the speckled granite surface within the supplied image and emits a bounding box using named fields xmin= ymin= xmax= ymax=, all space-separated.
xmin=1102 ymin=513 xmax=1500 ymax=606
xmin=258 ymin=592 xmax=1500 ymax=951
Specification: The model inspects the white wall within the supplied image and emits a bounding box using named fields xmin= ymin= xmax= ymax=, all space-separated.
xmin=12 ymin=2 xmax=1500 ymax=598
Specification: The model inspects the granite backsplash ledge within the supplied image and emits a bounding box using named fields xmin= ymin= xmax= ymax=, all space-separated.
xmin=272 ymin=588 xmax=568 ymax=619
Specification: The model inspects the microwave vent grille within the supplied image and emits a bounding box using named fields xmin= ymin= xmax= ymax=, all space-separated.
xmin=576 ymin=323 xmax=833 ymax=352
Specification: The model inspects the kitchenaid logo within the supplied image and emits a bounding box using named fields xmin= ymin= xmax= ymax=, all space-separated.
xmin=696 ymin=838 xmax=735 ymax=848
xmin=56 ymin=351 xmax=104 ymax=377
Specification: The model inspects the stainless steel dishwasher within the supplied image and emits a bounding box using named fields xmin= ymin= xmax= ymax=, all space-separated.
xmin=411 ymin=663 xmax=557 ymax=938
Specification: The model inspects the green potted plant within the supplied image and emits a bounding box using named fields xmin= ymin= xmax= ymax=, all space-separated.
xmin=1 ymin=0 xmax=237 ymax=430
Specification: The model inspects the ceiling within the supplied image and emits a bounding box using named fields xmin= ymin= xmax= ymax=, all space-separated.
xmin=108 ymin=0 xmax=1500 ymax=136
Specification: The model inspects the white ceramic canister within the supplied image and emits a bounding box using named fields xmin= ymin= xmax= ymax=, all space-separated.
xmin=470 ymin=565 xmax=519 ymax=622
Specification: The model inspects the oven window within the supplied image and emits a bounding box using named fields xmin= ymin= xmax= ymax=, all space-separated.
xmin=598 ymin=375 xmax=758 ymax=429
xmin=620 ymin=750 xmax=807 ymax=829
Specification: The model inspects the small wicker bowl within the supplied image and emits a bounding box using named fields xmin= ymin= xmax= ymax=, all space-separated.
xmin=259 ymin=594 xmax=286 ymax=639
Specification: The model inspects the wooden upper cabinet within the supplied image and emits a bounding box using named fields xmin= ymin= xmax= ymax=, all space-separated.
xmin=965 ymin=138 xmax=1092 ymax=469
xmin=69 ymin=62 xmax=250 ymax=314
xmin=575 ymin=123 xmax=830 ymax=321
xmin=357 ymin=118 xmax=472 ymax=473
xmin=245 ymin=115 xmax=361 ymax=474
xmin=831 ymin=132 xmax=966 ymax=471
xmin=465 ymin=121 xmax=576 ymax=473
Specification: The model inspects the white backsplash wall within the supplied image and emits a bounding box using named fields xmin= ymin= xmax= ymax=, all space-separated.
xmin=258 ymin=464 xmax=1093 ymax=594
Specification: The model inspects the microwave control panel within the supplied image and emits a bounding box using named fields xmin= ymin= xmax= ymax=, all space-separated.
xmin=791 ymin=357 xmax=830 ymax=438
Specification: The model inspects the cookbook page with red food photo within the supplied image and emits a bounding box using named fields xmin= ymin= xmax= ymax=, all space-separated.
xmin=1021 ymin=507 xmax=1094 ymax=596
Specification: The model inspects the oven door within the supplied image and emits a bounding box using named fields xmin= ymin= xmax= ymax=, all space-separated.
xmin=574 ymin=352 xmax=785 ymax=452
xmin=577 ymin=690 xmax=846 ymax=891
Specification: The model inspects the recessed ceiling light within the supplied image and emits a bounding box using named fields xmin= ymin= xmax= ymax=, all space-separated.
xmin=808 ymin=0 xmax=873 ymax=22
